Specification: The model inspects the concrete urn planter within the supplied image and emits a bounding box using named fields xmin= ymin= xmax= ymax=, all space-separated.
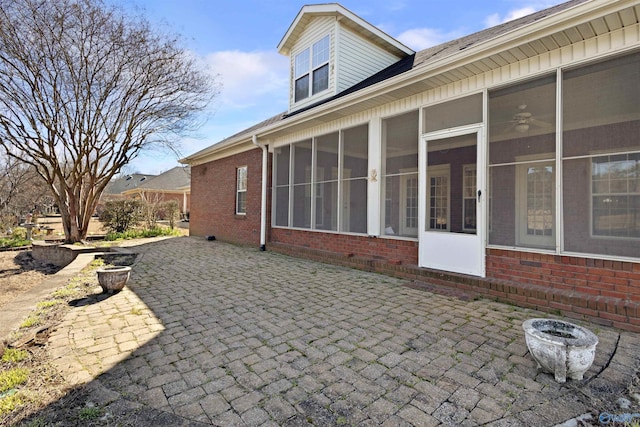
xmin=522 ymin=318 xmax=598 ymax=383
xmin=97 ymin=266 xmax=131 ymax=293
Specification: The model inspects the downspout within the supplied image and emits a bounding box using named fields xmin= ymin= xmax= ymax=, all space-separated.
xmin=252 ymin=135 xmax=268 ymax=251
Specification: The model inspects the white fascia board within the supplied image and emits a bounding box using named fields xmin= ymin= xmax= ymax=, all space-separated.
xmin=180 ymin=139 xmax=256 ymax=166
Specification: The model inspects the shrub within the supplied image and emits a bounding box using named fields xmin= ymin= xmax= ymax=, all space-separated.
xmin=11 ymin=227 xmax=26 ymax=240
xmin=159 ymin=200 xmax=180 ymax=229
xmin=98 ymin=199 xmax=142 ymax=233
xmin=0 ymin=237 xmax=30 ymax=248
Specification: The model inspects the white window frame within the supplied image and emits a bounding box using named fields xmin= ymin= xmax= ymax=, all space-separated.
xmin=400 ymin=168 xmax=419 ymax=236
xmin=591 ymin=152 xmax=640 ymax=239
xmin=236 ymin=166 xmax=247 ymax=215
xmin=294 ymin=34 xmax=330 ymax=102
xmin=426 ymin=164 xmax=451 ymax=232
xmin=272 ymin=125 xmax=368 ymax=234
xmin=462 ymin=164 xmax=477 ymax=232
xmin=515 ymin=159 xmax=555 ymax=248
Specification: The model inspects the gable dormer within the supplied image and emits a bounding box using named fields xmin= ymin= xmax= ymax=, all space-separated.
xmin=278 ymin=3 xmax=414 ymax=114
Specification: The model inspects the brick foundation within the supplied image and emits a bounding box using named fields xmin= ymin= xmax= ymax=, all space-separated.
xmin=271 ymin=228 xmax=419 ymax=264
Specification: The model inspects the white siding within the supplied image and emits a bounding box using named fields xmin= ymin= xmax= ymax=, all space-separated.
xmin=288 ymin=17 xmax=336 ymax=112
xmin=337 ymin=25 xmax=401 ymax=93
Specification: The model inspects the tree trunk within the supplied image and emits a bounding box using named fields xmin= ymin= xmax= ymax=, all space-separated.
xmin=59 ymin=190 xmax=86 ymax=243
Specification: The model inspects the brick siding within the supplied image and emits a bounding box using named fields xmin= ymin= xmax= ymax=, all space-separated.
xmin=190 ymin=148 xmax=268 ymax=246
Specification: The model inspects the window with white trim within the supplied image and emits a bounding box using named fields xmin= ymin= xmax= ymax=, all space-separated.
xmin=462 ymin=165 xmax=477 ymax=231
xmin=236 ymin=166 xmax=247 ymax=215
xmin=294 ymin=35 xmax=330 ymax=102
xmin=427 ymin=165 xmax=450 ymax=231
xmin=592 ymin=153 xmax=640 ymax=238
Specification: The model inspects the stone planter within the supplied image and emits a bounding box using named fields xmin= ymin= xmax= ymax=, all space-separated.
xmin=522 ymin=318 xmax=598 ymax=383
xmin=97 ymin=266 xmax=131 ymax=293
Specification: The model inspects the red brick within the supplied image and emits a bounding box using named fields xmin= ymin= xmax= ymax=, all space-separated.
xmin=572 ymin=305 xmax=597 ymax=317
xmin=548 ymin=301 xmax=571 ymax=312
xmin=613 ymin=322 xmax=640 ymax=333
xmin=599 ymin=312 xmax=627 ymax=323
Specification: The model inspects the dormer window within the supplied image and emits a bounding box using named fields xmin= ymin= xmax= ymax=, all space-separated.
xmin=294 ymin=35 xmax=330 ymax=102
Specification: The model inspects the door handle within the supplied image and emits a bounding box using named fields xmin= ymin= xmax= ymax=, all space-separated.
xmin=477 ymin=189 xmax=482 ymax=201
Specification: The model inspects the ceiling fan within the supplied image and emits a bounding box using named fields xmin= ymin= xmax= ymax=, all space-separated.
xmin=504 ymin=104 xmax=554 ymax=133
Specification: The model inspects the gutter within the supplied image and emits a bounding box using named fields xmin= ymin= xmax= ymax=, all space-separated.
xmin=252 ymin=135 xmax=268 ymax=251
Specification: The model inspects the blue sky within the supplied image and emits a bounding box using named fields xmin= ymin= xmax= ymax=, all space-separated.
xmin=113 ymin=0 xmax=566 ymax=174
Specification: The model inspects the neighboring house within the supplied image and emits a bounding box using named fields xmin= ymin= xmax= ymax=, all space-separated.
xmin=99 ymin=173 xmax=156 ymax=211
xmin=121 ymin=166 xmax=191 ymax=215
xmin=181 ymin=1 xmax=640 ymax=331
xmin=103 ymin=173 xmax=155 ymax=198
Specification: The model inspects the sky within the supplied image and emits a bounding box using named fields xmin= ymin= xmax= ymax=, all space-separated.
xmin=110 ymin=0 xmax=567 ymax=175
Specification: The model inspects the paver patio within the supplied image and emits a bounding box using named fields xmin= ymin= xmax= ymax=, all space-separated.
xmin=47 ymin=237 xmax=639 ymax=426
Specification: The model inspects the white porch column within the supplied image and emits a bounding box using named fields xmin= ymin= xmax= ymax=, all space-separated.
xmin=367 ymin=118 xmax=381 ymax=236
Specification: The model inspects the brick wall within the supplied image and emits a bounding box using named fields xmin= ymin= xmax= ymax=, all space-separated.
xmin=271 ymin=228 xmax=419 ymax=265
xmin=486 ymin=249 xmax=640 ymax=302
xmin=190 ymin=148 xmax=267 ymax=246
xmin=143 ymin=192 xmax=190 ymax=213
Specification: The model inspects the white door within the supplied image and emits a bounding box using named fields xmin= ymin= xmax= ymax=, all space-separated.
xmin=419 ymin=126 xmax=485 ymax=277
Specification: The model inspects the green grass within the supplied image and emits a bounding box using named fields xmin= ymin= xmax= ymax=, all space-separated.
xmin=51 ymin=285 xmax=79 ymax=299
xmin=0 ymin=368 xmax=29 ymax=393
xmin=0 ymin=237 xmax=30 ymax=248
xmin=90 ymin=258 xmax=105 ymax=267
xmin=35 ymin=300 xmax=61 ymax=310
xmin=104 ymin=226 xmax=180 ymax=241
xmin=78 ymin=406 xmax=103 ymax=420
xmin=1 ymin=349 xmax=28 ymax=364
xmin=19 ymin=315 xmax=40 ymax=329
xmin=0 ymin=392 xmax=25 ymax=415
xmin=18 ymin=417 xmax=48 ymax=427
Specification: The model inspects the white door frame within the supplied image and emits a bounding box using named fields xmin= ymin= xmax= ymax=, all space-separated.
xmin=419 ymin=124 xmax=486 ymax=277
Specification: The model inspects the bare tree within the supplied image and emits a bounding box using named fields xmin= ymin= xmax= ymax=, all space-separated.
xmin=0 ymin=0 xmax=217 ymax=242
xmin=0 ymin=154 xmax=52 ymax=229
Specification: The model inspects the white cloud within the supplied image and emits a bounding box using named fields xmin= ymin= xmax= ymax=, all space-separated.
xmin=396 ymin=28 xmax=463 ymax=51
xmin=204 ymin=50 xmax=289 ymax=110
xmin=484 ymin=7 xmax=536 ymax=27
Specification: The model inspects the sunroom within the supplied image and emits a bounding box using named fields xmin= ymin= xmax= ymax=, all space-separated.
xmin=271 ymin=49 xmax=640 ymax=276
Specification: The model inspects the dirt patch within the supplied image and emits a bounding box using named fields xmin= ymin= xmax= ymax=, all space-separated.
xmin=0 ymin=260 xmax=102 ymax=426
xmin=0 ymin=251 xmax=61 ymax=308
